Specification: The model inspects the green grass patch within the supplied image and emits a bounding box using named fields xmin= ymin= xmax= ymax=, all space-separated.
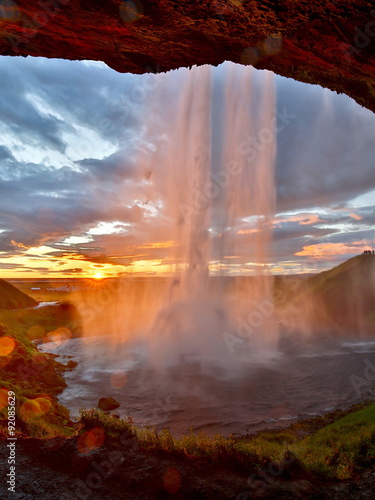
xmin=294 ymin=404 xmax=375 ymax=479
xmin=0 ymin=278 xmax=37 ymax=309
xmin=79 ymin=408 xmax=134 ymax=439
xmin=77 ymin=404 xmax=375 ymax=480
xmin=0 ymin=302 xmax=81 ymax=344
xmin=0 ymin=303 xmax=81 ymax=438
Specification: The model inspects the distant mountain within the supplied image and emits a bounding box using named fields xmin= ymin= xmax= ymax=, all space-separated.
xmin=0 ymin=278 xmax=38 ymax=309
xmin=295 ymin=254 xmax=375 ymax=332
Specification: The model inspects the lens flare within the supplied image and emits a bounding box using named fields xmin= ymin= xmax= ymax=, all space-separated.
xmin=0 ymin=0 xmax=21 ymax=22
xmin=43 ymin=327 xmax=71 ymax=349
xmin=163 ymin=468 xmax=182 ymax=494
xmin=77 ymin=427 xmax=105 ymax=454
xmin=0 ymin=336 xmax=16 ymax=357
xmin=119 ymin=0 xmax=143 ymax=23
xmin=20 ymin=396 xmax=53 ymax=421
xmin=110 ymin=371 xmax=128 ymax=389
xmin=263 ymin=34 xmax=283 ymax=56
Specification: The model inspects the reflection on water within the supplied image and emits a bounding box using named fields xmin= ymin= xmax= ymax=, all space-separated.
xmin=40 ymin=333 xmax=375 ymax=437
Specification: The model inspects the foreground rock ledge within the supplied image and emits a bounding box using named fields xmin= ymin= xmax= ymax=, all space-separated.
xmin=0 ymin=0 xmax=375 ymax=112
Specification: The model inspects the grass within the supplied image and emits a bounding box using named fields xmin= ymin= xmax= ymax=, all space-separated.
xmin=0 ymin=301 xmax=81 ymax=438
xmin=281 ymin=254 xmax=375 ymax=331
xmin=299 ymin=254 xmax=375 ymax=296
xmin=294 ymin=404 xmax=375 ymax=479
xmin=0 ymin=302 xmax=81 ymax=343
xmin=77 ymin=404 xmax=375 ymax=480
xmin=1 ymin=277 xmax=374 ymax=479
xmin=78 ymin=408 xmax=134 ymax=439
xmin=0 ymin=278 xmax=37 ymax=309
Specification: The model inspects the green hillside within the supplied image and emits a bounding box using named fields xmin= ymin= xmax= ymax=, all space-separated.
xmin=0 ymin=278 xmax=38 ymax=309
xmin=295 ymin=254 xmax=375 ymax=331
xmin=303 ymin=254 xmax=375 ymax=294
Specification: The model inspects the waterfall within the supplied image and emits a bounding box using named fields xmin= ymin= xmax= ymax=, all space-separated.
xmin=137 ymin=62 xmax=278 ymax=365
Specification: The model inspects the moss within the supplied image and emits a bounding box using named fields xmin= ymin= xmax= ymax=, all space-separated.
xmin=0 ymin=303 xmax=81 ymax=437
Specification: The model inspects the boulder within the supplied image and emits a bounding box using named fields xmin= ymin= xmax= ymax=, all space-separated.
xmin=98 ymin=397 xmax=120 ymax=411
xmin=66 ymin=360 xmax=78 ymax=371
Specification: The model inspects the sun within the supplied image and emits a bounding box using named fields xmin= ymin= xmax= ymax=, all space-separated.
xmin=93 ymin=272 xmax=104 ymax=280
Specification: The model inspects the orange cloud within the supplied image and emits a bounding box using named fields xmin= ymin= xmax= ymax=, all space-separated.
xmin=140 ymin=241 xmax=176 ymax=249
xmin=274 ymin=213 xmax=324 ymax=226
xmin=295 ymin=242 xmax=372 ymax=258
xmin=298 ymin=214 xmax=322 ymax=225
xmin=349 ymin=213 xmax=362 ymax=221
xmin=237 ymin=229 xmax=259 ymax=235
xmin=11 ymin=240 xmax=28 ymax=249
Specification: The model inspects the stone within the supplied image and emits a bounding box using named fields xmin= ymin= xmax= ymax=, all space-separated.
xmin=98 ymin=397 xmax=120 ymax=411
xmin=0 ymin=1 xmax=374 ymax=113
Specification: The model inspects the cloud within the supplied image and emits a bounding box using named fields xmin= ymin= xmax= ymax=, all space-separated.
xmin=295 ymin=242 xmax=374 ymax=258
xmin=0 ymin=262 xmax=21 ymax=269
xmin=349 ymin=213 xmax=362 ymax=221
xmin=60 ymin=268 xmax=85 ymax=275
xmin=274 ymin=213 xmax=326 ymax=226
xmin=275 ymin=77 xmax=375 ymax=212
xmin=0 ymin=145 xmax=15 ymax=162
xmin=0 ymin=57 xmax=374 ymax=275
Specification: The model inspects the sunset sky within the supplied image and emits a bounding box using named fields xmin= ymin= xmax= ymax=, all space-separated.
xmin=0 ymin=56 xmax=374 ymax=279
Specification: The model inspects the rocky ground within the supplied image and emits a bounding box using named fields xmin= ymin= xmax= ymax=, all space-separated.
xmin=1 ymin=432 xmax=375 ymax=500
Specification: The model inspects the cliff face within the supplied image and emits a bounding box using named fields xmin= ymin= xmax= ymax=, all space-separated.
xmin=0 ymin=1 xmax=375 ymax=111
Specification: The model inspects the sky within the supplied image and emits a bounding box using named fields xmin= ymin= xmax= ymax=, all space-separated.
xmin=0 ymin=55 xmax=374 ymax=279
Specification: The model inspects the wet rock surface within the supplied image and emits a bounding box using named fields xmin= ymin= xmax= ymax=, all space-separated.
xmin=0 ymin=1 xmax=374 ymax=112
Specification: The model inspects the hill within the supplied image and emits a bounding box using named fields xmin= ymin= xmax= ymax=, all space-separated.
xmin=303 ymin=253 xmax=375 ymax=294
xmin=294 ymin=254 xmax=375 ymax=332
xmin=0 ymin=278 xmax=38 ymax=309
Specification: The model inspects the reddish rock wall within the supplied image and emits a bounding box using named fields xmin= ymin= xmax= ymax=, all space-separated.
xmin=0 ymin=1 xmax=375 ymax=111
